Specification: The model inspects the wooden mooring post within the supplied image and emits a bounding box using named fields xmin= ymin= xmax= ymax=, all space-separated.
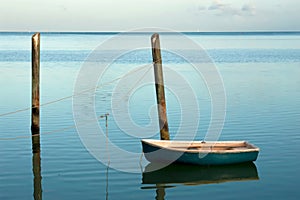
xmin=31 ymin=33 xmax=40 ymax=151
xmin=151 ymin=33 xmax=170 ymax=140
xmin=31 ymin=33 xmax=42 ymax=199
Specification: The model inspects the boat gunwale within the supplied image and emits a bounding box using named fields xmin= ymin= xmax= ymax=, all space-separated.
xmin=142 ymin=139 xmax=260 ymax=154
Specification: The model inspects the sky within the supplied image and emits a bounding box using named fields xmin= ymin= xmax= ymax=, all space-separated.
xmin=0 ymin=0 xmax=299 ymax=32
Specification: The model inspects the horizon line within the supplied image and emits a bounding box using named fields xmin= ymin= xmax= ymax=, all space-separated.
xmin=1 ymin=30 xmax=300 ymax=35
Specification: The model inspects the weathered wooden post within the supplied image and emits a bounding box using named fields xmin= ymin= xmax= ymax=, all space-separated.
xmin=31 ymin=33 xmax=42 ymax=199
xmin=31 ymin=33 xmax=40 ymax=134
xmin=151 ymin=33 xmax=170 ymax=140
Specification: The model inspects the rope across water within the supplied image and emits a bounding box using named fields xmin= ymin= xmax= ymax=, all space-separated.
xmin=0 ymin=63 xmax=155 ymax=141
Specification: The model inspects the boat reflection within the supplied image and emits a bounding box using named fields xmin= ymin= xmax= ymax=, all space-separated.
xmin=142 ymin=162 xmax=259 ymax=199
xmin=142 ymin=161 xmax=259 ymax=186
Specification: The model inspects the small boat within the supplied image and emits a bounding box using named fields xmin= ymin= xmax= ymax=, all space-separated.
xmin=142 ymin=139 xmax=259 ymax=165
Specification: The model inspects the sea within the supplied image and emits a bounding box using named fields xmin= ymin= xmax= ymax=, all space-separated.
xmin=0 ymin=32 xmax=299 ymax=199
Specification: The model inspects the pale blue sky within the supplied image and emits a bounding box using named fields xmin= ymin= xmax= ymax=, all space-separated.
xmin=0 ymin=0 xmax=299 ymax=32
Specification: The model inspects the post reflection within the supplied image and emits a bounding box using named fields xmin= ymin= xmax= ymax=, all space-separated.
xmin=32 ymin=134 xmax=42 ymax=200
xmin=155 ymin=184 xmax=165 ymax=200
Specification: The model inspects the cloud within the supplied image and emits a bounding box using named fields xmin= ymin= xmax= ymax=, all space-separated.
xmin=208 ymin=0 xmax=229 ymax=10
xmin=197 ymin=5 xmax=206 ymax=11
xmin=207 ymin=0 xmax=256 ymax=16
xmin=242 ymin=3 xmax=256 ymax=15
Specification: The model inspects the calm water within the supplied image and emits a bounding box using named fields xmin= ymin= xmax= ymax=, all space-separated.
xmin=0 ymin=32 xmax=300 ymax=199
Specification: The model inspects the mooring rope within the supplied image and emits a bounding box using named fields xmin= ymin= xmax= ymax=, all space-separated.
xmin=0 ymin=58 xmax=162 ymax=141
xmin=0 ymin=63 xmax=154 ymax=118
xmin=0 ymin=113 xmax=109 ymax=141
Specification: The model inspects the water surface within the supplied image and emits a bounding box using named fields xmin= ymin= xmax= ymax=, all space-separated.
xmin=0 ymin=32 xmax=300 ymax=199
